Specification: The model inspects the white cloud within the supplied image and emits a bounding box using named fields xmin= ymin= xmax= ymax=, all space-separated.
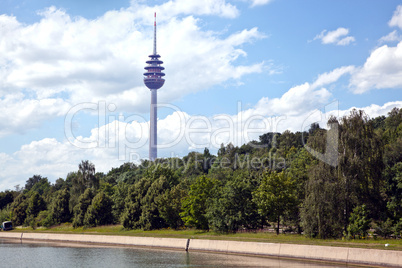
xmin=349 ymin=41 xmax=402 ymax=93
xmin=248 ymin=0 xmax=274 ymax=8
xmin=389 ymin=5 xmax=402 ymax=29
xmin=130 ymin=0 xmax=239 ymax=20
xmin=0 ymin=93 xmax=70 ymax=137
xmin=314 ymin=27 xmax=355 ymax=46
xmin=0 ymin=3 xmax=268 ymax=137
xmin=379 ymin=30 xmax=402 ymax=43
xmin=1 ymin=60 xmax=401 ymax=191
xmin=312 ymin=66 xmax=355 ymax=89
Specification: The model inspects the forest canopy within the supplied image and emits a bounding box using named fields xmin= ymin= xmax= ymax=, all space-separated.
xmin=1 ymin=107 xmax=402 ymax=239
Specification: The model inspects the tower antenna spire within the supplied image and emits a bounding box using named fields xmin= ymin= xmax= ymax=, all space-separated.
xmin=153 ymin=12 xmax=157 ymax=55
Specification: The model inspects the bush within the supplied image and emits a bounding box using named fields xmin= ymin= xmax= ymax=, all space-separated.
xmin=0 ymin=205 xmax=11 ymax=223
xmin=374 ymin=218 xmax=394 ymax=238
xmin=347 ymin=205 xmax=371 ymax=239
xmin=36 ymin=210 xmax=54 ymax=228
xmin=393 ymin=218 xmax=402 ymax=238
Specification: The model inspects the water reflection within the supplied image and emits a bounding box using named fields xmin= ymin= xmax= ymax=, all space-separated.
xmin=0 ymin=239 xmax=349 ymax=267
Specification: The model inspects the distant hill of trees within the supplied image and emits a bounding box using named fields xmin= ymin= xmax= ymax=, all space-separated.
xmin=1 ymin=107 xmax=402 ymax=239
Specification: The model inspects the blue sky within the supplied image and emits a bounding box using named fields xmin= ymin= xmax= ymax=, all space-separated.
xmin=0 ymin=0 xmax=401 ymax=190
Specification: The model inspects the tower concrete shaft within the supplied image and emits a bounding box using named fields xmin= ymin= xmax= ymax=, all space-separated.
xmin=144 ymin=12 xmax=164 ymax=161
xmin=149 ymin=89 xmax=157 ymax=161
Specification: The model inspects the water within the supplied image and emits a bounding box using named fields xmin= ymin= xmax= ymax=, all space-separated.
xmin=0 ymin=239 xmax=349 ymax=267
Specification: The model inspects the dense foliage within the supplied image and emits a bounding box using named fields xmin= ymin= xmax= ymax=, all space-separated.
xmin=1 ymin=108 xmax=402 ymax=239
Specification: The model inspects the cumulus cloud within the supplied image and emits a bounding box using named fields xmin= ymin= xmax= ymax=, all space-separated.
xmin=248 ymin=0 xmax=274 ymax=8
xmin=0 ymin=93 xmax=70 ymax=137
xmin=314 ymin=27 xmax=355 ymax=46
xmin=2 ymin=95 xmax=401 ymax=191
xmin=349 ymin=41 xmax=402 ymax=93
xmin=389 ymin=5 xmax=402 ymax=29
xmin=379 ymin=30 xmax=402 ymax=44
xmin=312 ymin=66 xmax=355 ymax=89
xmin=130 ymin=0 xmax=239 ymax=20
xmin=0 ymin=64 xmax=378 ymax=190
xmin=0 ymin=3 xmax=268 ymax=137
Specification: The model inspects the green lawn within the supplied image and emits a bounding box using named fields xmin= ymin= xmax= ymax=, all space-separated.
xmin=12 ymin=224 xmax=402 ymax=251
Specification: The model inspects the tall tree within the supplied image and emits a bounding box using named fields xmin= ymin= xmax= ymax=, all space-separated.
xmin=208 ymin=174 xmax=259 ymax=232
xmin=339 ymin=110 xmax=384 ymax=227
xmin=180 ymin=175 xmax=218 ymax=230
xmin=78 ymin=160 xmax=98 ymax=189
xmin=72 ymin=188 xmax=95 ymax=228
xmin=51 ymin=189 xmax=71 ymax=224
xmin=253 ymin=171 xmax=297 ymax=235
xmin=301 ymin=162 xmax=344 ymax=238
xmin=84 ymin=191 xmax=113 ymax=227
xmin=25 ymin=192 xmax=46 ymax=225
xmin=10 ymin=193 xmax=28 ymax=226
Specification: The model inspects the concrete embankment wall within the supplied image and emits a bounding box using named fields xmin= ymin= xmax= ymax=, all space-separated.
xmin=1 ymin=232 xmax=401 ymax=267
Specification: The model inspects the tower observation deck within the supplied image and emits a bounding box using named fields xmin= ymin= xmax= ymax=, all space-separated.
xmin=144 ymin=12 xmax=165 ymax=161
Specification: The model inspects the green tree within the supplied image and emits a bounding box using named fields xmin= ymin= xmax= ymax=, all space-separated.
xmin=51 ymin=189 xmax=71 ymax=224
xmin=25 ymin=192 xmax=46 ymax=227
xmin=72 ymin=188 xmax=95 ymax=228
xmin=180 ymin=175 xmax=218 ymax=230
xmin=10 ymin=193 xmax=28 ymax=226
xmin=208 ymin=174 xmax=259 ymax=232
xmin=84 ymin=191 xmax=113 ymax=227
xmin=157 ymin=182 xmax=187 ymax=229
xmin=138 ymin=177 xmax=170 ymax=230
xmin=253 ymin=171 xmax=297 ymax=235
xmin=339 ymin=110 xmax=384 ymax=226
xmin=0 ymin=190 xmax=15 ymax=210
xmin=121 ymin=178 xmax=151 ymax=229
xmin=78 ymin=160 xmax=98 ymax=189
xmin=25 ymin=175 xmax=44 ymax=191
xmin=112 ymin=182 xmax=129 ymax=222
xmin=301 ymin=162 xmax=344 ymax=238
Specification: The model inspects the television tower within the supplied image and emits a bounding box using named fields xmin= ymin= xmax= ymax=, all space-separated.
xmin=144 ymin=12 xmax=165 ymax=161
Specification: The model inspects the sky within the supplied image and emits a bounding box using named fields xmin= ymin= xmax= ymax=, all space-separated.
xmin=0 ymin=0 xmax=402 ymax=190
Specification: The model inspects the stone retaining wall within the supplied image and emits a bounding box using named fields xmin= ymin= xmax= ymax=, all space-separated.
xmin=0 ymin=232 xmax=401 ymax=267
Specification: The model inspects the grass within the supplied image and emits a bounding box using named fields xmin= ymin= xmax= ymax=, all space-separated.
xmin=10 ymin=224 xmax=402 ymax=251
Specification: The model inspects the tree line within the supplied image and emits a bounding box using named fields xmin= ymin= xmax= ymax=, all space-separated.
xmin=0 ymin=107 xmax=401 ymax=239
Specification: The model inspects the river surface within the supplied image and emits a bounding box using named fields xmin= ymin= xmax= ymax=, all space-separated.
xmin=0 ymin=239 xmax=351 ymax=267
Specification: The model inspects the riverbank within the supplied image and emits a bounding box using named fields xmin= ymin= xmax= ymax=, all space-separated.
xmin=1 ymin=231 xmax=401 ymax=267
xmin=13 ymin=224 xmax=402 ymax=251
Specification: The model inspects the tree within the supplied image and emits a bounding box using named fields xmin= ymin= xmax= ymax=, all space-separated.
xmin=253 ymin=171 xmax=297 ymax=235
xmin=138 ymin=177 xmax=170 ymax=230
xmin=0 ymin=190 xmax=15 ymax=210
xmin=72 ymin=188 xmax=95 ymax=228
xmin=78 ymin=160 xmax=98 ymax=189
xmin=84 ymin=191 xmax=113 ymax=227
xmin=121 ymin=178 xmax=152 ymax=229
xmin=25 ymin=192 xmax=46 ymax=226
xmin=51 ymin=189 xmax=71 ymax=224
xmin=157 ymin=182 xmax=187 ymax=229
xmin=10 ymin=193 xmax=28 ymax=226
xmin=339 ymin=110 xmax=384 ymax=227
xmin=112 ymin=182 xmax=129 ymax=221
xmin=25 ymin=175 xmax=44 ymax=191
xmin=180 ymin=175 xmax=218 ymax=230
xmin=301 ymin=162 xmax=344 ymax=238
xmin=207 ymin=174 xmax=259 ymax=232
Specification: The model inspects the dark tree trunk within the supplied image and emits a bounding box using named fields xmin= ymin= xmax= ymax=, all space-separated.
xmin=276 ymin=215 xmax=280 ymax=235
